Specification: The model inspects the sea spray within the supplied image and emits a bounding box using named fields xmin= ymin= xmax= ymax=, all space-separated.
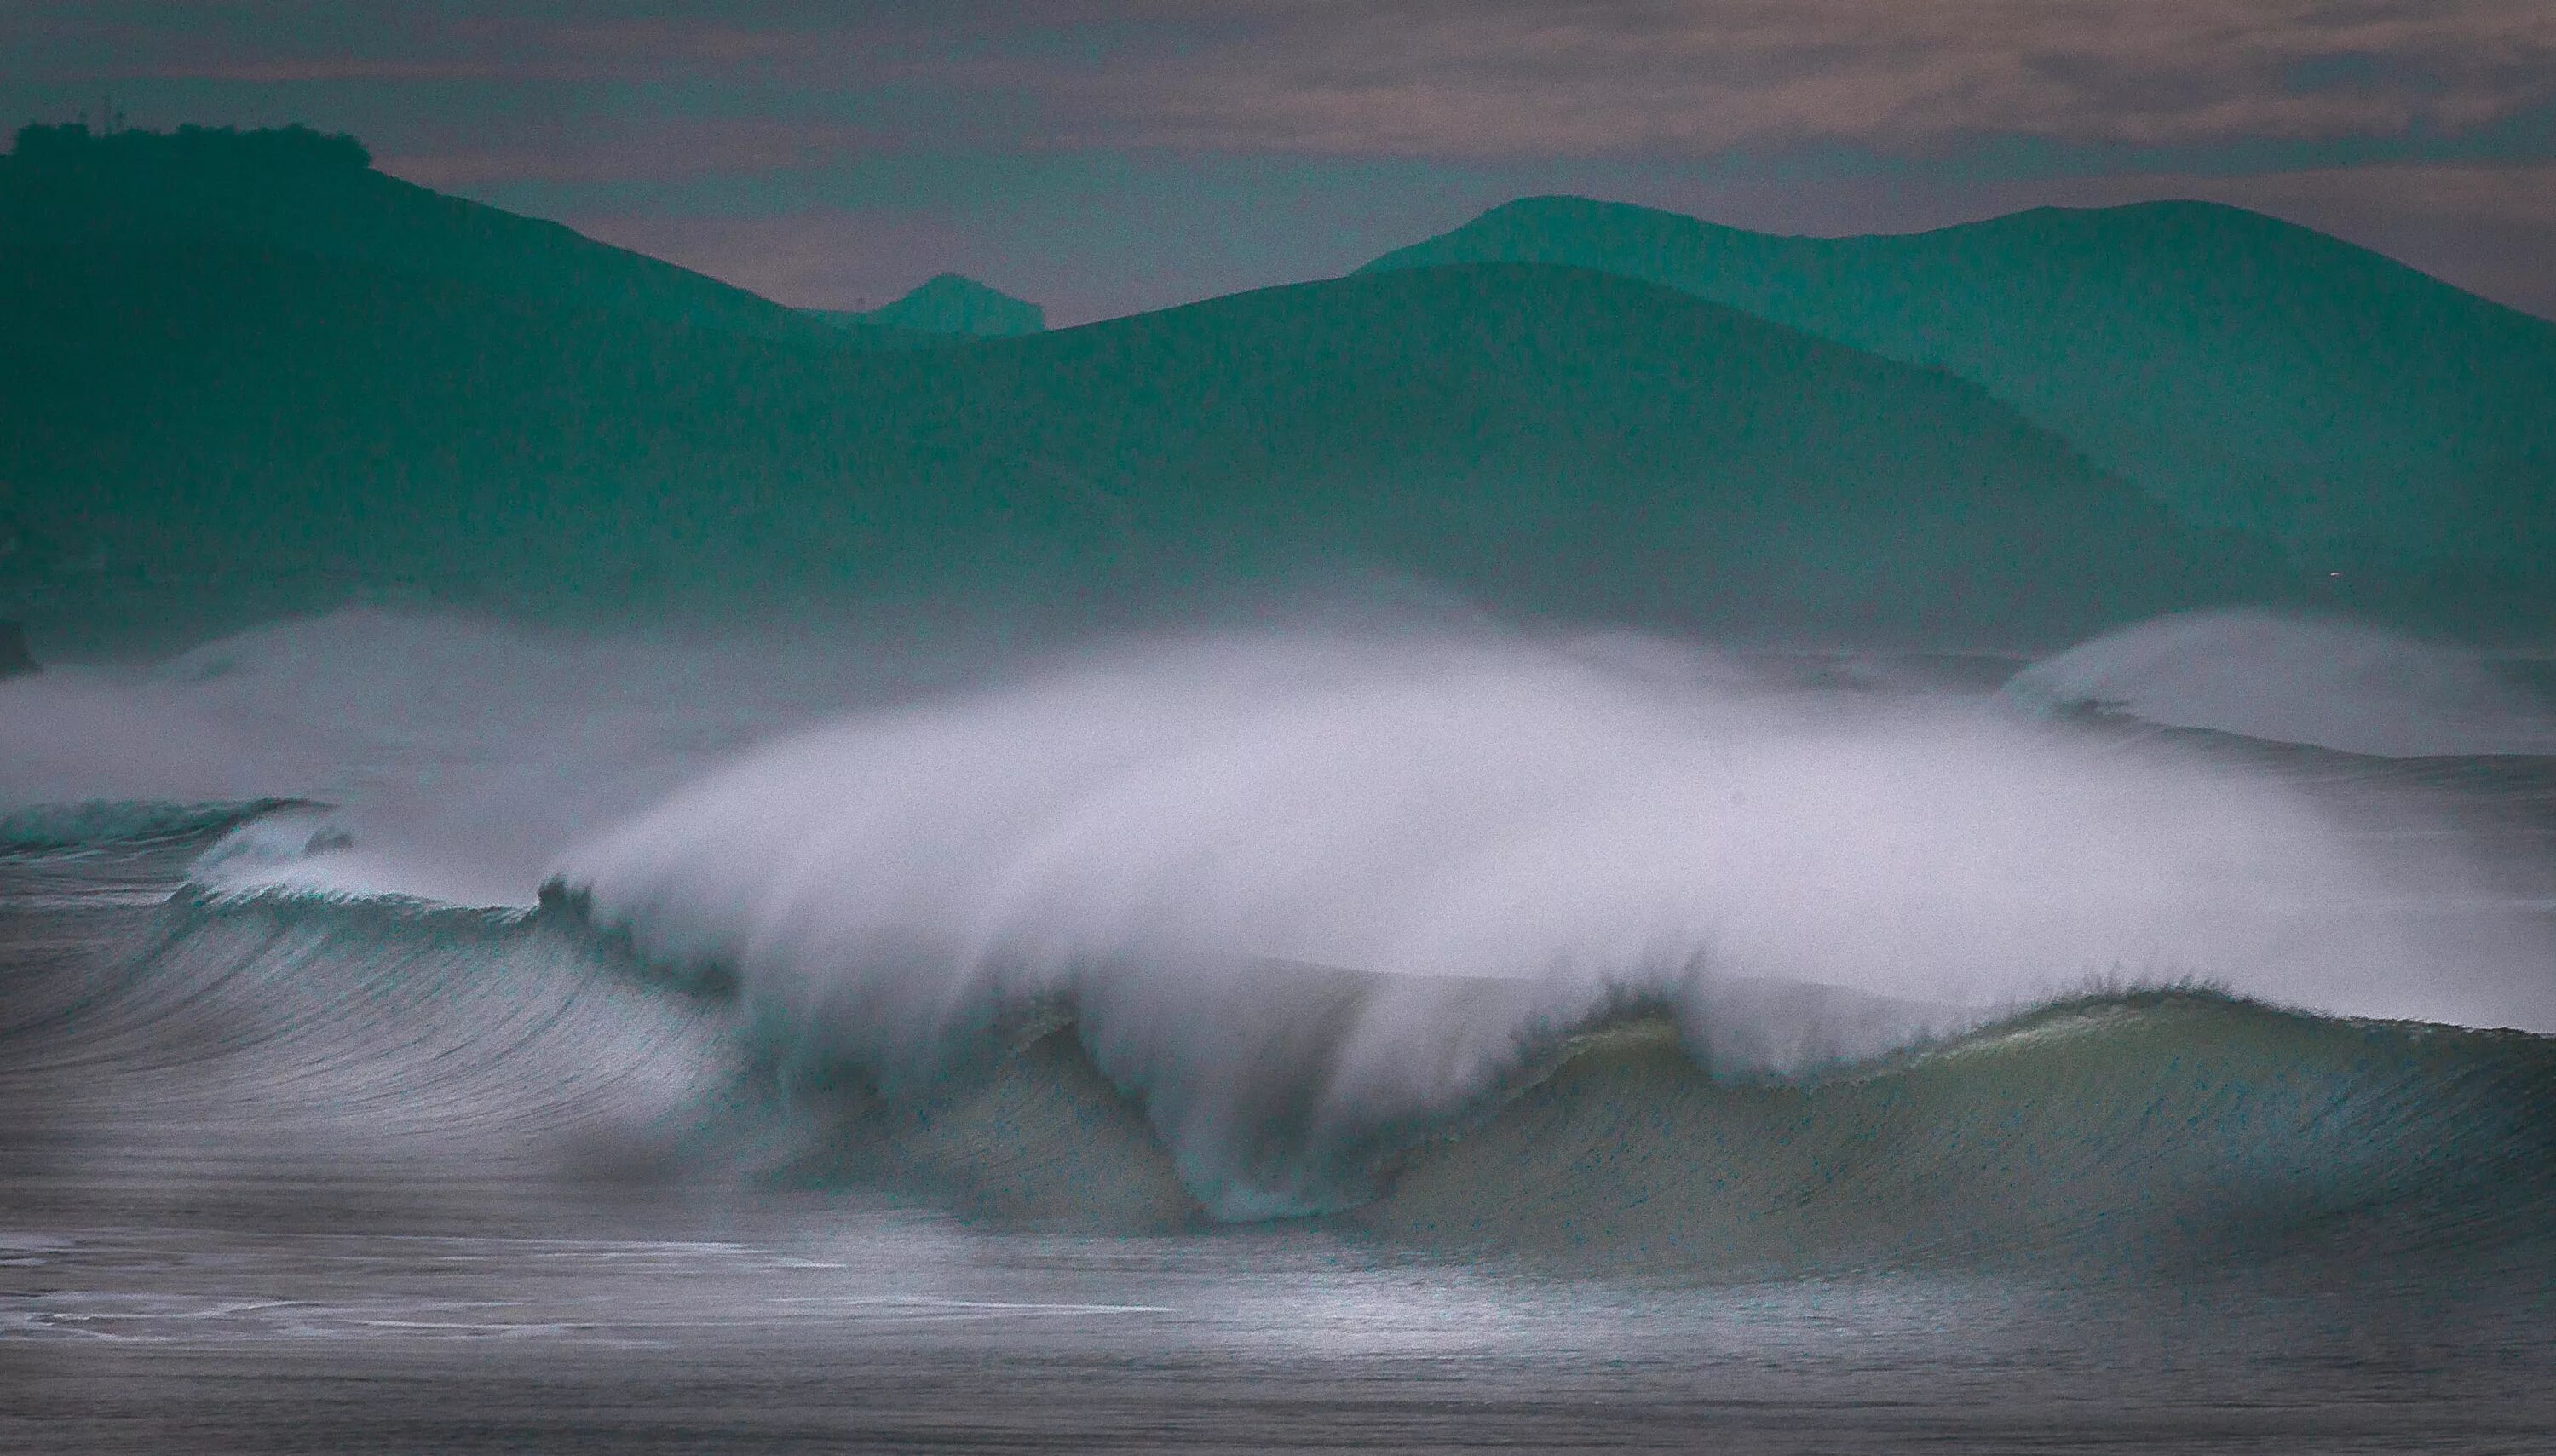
xmin=554 ymin=627 xmax=2555 ymax=1215
xmin=9 ymin=604 xmax=2553 ymax=1217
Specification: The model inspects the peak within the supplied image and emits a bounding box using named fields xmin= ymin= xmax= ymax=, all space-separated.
xmin=1359 ymin=196 xmax=1773 ymax=279
xmin=1464 ymin=195 xmax=1747 ymax=239
xmin=1985 ymin=199 xmax=2294 ymax=232
xmin=1922 ymin=199 xmax=2343 ymax=247
xmin=1438 ymin=193 xmax=2326 ymax=255
xmin=1487 ymin=195 xmax=1679 ymax=220
xmin=867 ymin=273 xmax=1045 ymax=337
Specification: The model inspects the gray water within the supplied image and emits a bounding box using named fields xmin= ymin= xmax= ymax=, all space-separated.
xmin=8 ymin=1217 xmax=2553 ymax=1453
xmin=4 ymin=831 xmax=2553 ymax=1453
xmin=9 ymin=613 xmax=2556 ymax=1451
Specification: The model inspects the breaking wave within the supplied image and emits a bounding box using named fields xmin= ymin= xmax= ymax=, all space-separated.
xmin=7 ymin=854 xmax=2550 ymax=1271
xmin=2006 ymin=607 xmax=2556 ymax=757
xmin=6 ymin=606 xmax=2555 ymax=1266
xmin=550 ymin=628 xmax=2555 ymax=1217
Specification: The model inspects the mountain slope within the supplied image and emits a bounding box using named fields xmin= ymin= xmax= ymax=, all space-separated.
xmin=859 ymin=273 xmax=1046 ymax=337
xmin=0 ymin=250 xmax=2270 ymax=652
xmin=874 ymin=263 xmax=2265 ymax=640
xmin=1 ymin=132 xmax=2283 ymax=653
xmin=2 ymin=123 xmax=843 ymax=343
xmin=1364 ymin=197 xmax=2556 ymax=594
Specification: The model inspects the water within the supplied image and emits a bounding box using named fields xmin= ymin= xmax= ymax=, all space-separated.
xmin=8 ymin=1216 xmax=2552 ymax=1453
xmin=5 ymin=607 xmax=2556 ymax=1451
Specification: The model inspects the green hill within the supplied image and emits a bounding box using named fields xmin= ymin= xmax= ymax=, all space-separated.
xmin=871 ymin=264 xmax=2267 ymax=642
xmin=3 ymin=129 xmax=2287 ymax=653
xmin=825 ymin=273 xmax=1046 ymax=337
xmin=3 ymin=123 xmax=845 ymax=343
xmin=1364 ymin=197 xmax=2556 ymax=607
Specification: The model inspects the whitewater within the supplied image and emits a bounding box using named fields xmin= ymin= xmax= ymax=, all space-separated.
xmin=7 ymin=601 xmax=2556 ymax=1450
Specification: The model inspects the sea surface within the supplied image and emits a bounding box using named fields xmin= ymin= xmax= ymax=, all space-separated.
xmin=4 ymin=608 xmax=2555 ymax=1452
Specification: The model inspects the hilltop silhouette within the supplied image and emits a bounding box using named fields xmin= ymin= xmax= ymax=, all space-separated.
xmin=3 ymin=122 xmax=843 ymax=342
xmin=0 ymin=124 xmax=2367 ymax=653
xmin=1366 ymin=196 xmax=2556 ymax=629
xmin=834 ymin=273 xmax=1046 ymax=337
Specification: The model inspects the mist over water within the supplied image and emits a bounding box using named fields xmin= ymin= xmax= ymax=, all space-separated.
xmin=2008 ymin=607 xmax=2556 ymax=757
xmin=8 ymin=598 xmax=2554 ymax=1219
xmin=557 ymin=622 xmax=2556 ymax=1211
xmin=0 ymin=608 xmax=898 ymax=905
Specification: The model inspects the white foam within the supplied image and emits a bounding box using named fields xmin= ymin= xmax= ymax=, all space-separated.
xmin=555 ymin=628 xmax=2556 ymax=1213
xmin=0 ymin=608 xmax=875 ymax=905
xmin=12 ymin=606 xmax=2551 ymax=1216
xmin=2005 ymin=608 xmax=2556 ymax=757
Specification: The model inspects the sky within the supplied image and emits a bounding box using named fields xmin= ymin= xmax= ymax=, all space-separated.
xmin=7 ymin=1 xmax=2554 ymax=324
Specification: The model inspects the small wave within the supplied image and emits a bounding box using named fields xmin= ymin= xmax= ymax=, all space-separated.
xmin=0 ymin=880 xmax=747 ymax=1188
xmin=0 ymin=798 xmax=308 ymax=854
xmin=2007 ymin=608 xmax=2556 ymax=757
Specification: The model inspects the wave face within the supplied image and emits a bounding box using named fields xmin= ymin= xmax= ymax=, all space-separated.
xmin=1363 ymin=996 xmax=2556 ymax=1273
xmin=8 ymin=605 xmax=2556 ymax=1257
xmin=0 ymin=877 xmax=740 ymax=1195
xmin=2006 ymin=607 xmax=2556 ymax=757
xmin=9 ymin=842 xmax=2551 ymax=1272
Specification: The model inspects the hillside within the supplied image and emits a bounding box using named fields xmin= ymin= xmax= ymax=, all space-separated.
xmin=874 ymin=264 xmax=2267 ymax=642
xmin=803 ymin=273 xmax=1045 ymax=348
xmin=0 ymin=123 xmax=851 ymax=344
xmin=848 ymin=273 xmax=1046 ymax=337
xmin=3 ymin=129 xmax=2286 ymax=653
xmin=1364 ymin=196 xmax=2556 ymax=614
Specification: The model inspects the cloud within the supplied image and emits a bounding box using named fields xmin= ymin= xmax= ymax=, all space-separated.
xmin=25 ymin=2 xmax=2555 ymax=158
xmin=137 ymin=57 xmax=514 ymax=83
xmin=1002 ymin=0 xmax=2556 ymax=157
xmin=377 ymin=118 xmax=881 ymax=187
xmin=14 ymin=1 xmax=2551 ymax=322
xmin=13 ymin=6 xmax=890 ymax=89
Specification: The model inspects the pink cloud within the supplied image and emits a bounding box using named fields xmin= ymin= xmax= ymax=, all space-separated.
xmin=377 ymin=118 xmax=880 ymax=188
xmin=1001 ymin=0 xmax=2556 ymax=156
xmin=135 ymin=56 xmax=513 ymax=83
xmin=1604 ymin=158 xmax=2556 ymax=318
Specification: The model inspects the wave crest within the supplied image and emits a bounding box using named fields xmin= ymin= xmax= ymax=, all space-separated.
xmin=553 ymin=630 xmax=2549 ymax=1216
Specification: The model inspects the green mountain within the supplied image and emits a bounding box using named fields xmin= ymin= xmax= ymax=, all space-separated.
xmin=1364 ymin=197 xmax=2556 ymax=590
xmin=3 ymin=123 xmax=844 ymax=344
xmin=836 ymin=273 xmax=1046 ymax=337
xmin=3 ymin=128 xmax=2286 ymax=654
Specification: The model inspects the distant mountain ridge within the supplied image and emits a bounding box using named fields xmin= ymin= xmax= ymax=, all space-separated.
xmin=803 ymin=273 xmax=1047 ymax=347
xmin=850 ymin=262 xmax=2258 ymax=642
xmin=0 ymin=126 xmax=2274 ymax=653
xmin=1363 ymin=196 xmax=2556 ymax=585
xmin=862 ymin=273 xmax=1045 ymax=337
xmin=2 ymin=123 xmax=840 ymax=343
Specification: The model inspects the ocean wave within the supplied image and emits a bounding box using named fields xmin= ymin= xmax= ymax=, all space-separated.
xmin=0 ymin=876 xmax=745 ymax=1185
xmin=2005 ymin=608 xmax=2556 ymax=757
xmin=0 ymin=797 xmax=306 ymax=852
xmin=11 ymin=872 xmax=2551 ymax=1271
xmin=1364 ymin=992 xmax=2556 ymax=1272
xmin=549 ymin=629 xmax=2556 ymax=1216
xmin=9 ymin=607 xmax=2556 ymax=1263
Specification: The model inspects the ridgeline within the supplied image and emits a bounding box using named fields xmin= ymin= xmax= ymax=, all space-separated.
xmin=17 ymin=124 xmax=2513 ymax=655
xmin=1366 ymin=195 xmax=2556 ymax=632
